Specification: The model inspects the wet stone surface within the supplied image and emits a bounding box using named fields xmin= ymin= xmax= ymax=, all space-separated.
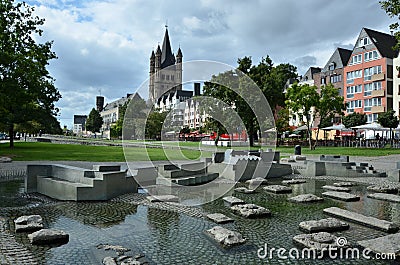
xmin=206 ymin=213 xmax=234 ymax=224
xmin=0 ymin=179 xmax=397 ymax=264
xmin=322 ymin=185 xmax=351 ymax=192
xmin=288 ymin=194 xmax=324 ymax=203
xmin=230 ymin=204 xmax=271 ymax=218
xmin=263 ymin=185 xmax=292 ymax=194
xmin=282 ymin=179 xmax=307 ymax=185
xmin=367 ymin=184 xmax=399 ymax=194
xmin=299 ymin=217 xmax=349 ymax=232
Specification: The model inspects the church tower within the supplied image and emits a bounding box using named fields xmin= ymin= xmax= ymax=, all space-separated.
xmin=149 ymin=26 xmax=183 ymax=103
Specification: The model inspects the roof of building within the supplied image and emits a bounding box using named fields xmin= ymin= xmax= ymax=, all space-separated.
xmin=301 ymin=67 xmax=321 ymax=81
xmin=102 ymin=93 xmax=141 ymax=111
xmin=337 ymin=48 xmax=353 ymax=66
xmin=161 ymin=28 xmax=176 ymax=68
xmin=364 ymin=28 xmax=398 ymax=58
xmin=322 ymin=47 xmax=352 ymax=72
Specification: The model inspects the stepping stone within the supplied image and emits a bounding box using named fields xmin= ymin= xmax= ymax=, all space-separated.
xmin=245 ymin=177 xmax=268 ymax=186
xmin=230 ymin=203 xmax=271 ymax=218
xmin=282 ymin=179 xmax=307 ymax=185
xmin=322 ymin=185 xmax=351 ymax=192
xmin=288 ymin=194 xmax=324 ymax=203
xmin=28 ymin=229 xmax=69 ymax=245
xmin=358 ymin=233 xmax=400 ymax=257
xmin=205 ymin=226 xmax=246 ymax=248
xmin=293 ymin=232 xmax=346 ymax=252
xmin=207 ymin=213 xmax=234 ymax=224
xmin=323 ymin=207 xmax=399 ymax=232
xmin=222 ymin=196 xmax=245 ymax=207
xmin=263 ymin=185 xmax=292 ymax=194
xmin=333 ymin=182 xmax=354 ymax=187
xmin=146 ymin=195 xmax=179 ymax=203
xmin=367 ymin=184 xmax=398 ymax=194
xmin=103 ymin=257 xmax=117 ymax=265
xmin=322 ymin=191 xmax=360 ymax=202
xmin=0 ymin=157 xmax=12 ymax=163
xmin=234 ymin=187 xmax=256 ymax=194
xmin=299 ymin=217 xmax=349 ymax=232
xmin=367 ymin=193 xmax=400 ymax=203
xmin=14 ymin=215 xmax=43 ymax=233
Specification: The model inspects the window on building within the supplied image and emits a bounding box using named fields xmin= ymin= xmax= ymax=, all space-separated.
xmin=367 ymin=113 xmax=379 ymax=123
xmin=359 ymin=37 xmax=371 ymax=47
xmin=330 ymin=74 xmax=342 ymax=83
xmin=346 ymin=70 xmax=362 ymax=83
xmin=364 ymin=50 xmax=380 ymax=62
xmin=171 ymin=75 xmax=174 ymax=81
xmin=321 ymin=77 xmax=326 ymax=84
xmin=346 ymin=85 xmax=362 ymax=98
xmin=166 ymin=75 xmax=169 ymax=80
xmin=364 ymin=65 xmax=382 ymax=81
xmin=364 ymin=82 xmax=382 ymax=96
xmin=161 ymin=74 xmax=165 ymax=80
xmin=364 ymin=98 xmax=382 ymax=112
xmin=347 ymin=100 xmax=362 ymax=113
xmin=329 ymin=63 xmax=335 ymax=71
xmin=349 ymin=54 xmax=362 ymax=65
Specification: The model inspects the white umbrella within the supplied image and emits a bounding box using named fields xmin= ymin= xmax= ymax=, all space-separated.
xmin=293 ymin=125 xmax=308 ymax=132
xmin=351 ymin=122 xmax=389 ymax=131
xmin=321 ymin=123 xmax=350 ymax=131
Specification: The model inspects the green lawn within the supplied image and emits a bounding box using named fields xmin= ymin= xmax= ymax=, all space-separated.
xmin=0 ymin=142 xmax=204 ymax=162
xmin=276 ymin=146 xmax=400 ymax=157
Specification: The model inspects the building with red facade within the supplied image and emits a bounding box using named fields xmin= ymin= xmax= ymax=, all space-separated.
xmin=344 ymin=28 xmax=397 ymax=123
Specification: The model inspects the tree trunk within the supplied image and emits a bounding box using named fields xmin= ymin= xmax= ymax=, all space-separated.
xmin=249 ymin=123 xmax=254 ymax=147
xmin=313 ymin=128 xmax=320 ymax=149
xmin=8 ymin=124 xmax=14 ymax=148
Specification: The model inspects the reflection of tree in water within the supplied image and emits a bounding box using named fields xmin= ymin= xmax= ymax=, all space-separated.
xmin=55 ymin=202 xmax=138 ymax=228
xmin=147 ymin=208 xmax=179 ymax=240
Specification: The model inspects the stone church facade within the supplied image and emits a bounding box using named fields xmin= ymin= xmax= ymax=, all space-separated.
xmin=149 ymin=27 xmax=182 ymax=103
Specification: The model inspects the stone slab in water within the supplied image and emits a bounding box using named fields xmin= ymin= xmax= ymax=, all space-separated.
xmin=263 ymin=185 xmax=292 ymax=194
xmin=282 ymin=179 xmax=306 ymax=185
xmin=245 ymin=177 xmax=268 ymax=185
xmin=222 ymin=196 xmax=245 ymax=207
xmin=367 ymin=184 xmax=398 ymax=194
xmin=103 ymin=257 xmax=117 ymax=265
xmin=323 ymin=207 xmax=399 ymax=232
xmin=358 ymin=233 xmax=400 ymax=257
xmin=207 ymin=213 xmax=234 ymax=224
xmin=14 ymin=215 xmax=43 ymax=232
xmin=28 ymin=228 xmax=69 ymax=245
xmin=234 ymin=187 xmax=256 ymax=194
xmin=0 ymin=157 xmax=12 ymax=163
xmin=367 ymin=193 xmax=400 ymax=203
xmin=293 ymin=232 xmax=345 ymax=252
xmin=322 ymin=185 xmax=351 ymax=192
xmin=333 ymin=182 xmax=354 ymax=187
xmin=147 ymin=195 xmax=179 ymax=203
xmin=230 ymin=203 xmax=271 ymax=218
xmin=205 ymin=226 xmax=246 ymax=248
xmin=322 ymin=191 xmax=360 ymax=202
xmin=299 ymin=217 xmax=349 ymax=232
xmin=288 ymin=194 xmax=324 ymax=203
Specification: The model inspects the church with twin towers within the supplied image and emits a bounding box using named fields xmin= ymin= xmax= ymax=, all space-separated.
xmin=149 ymin=26 xmax=183 ymax=103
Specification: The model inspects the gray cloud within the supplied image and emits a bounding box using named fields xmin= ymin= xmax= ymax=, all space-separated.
xmin=24 ymin=0 xmax=395 ymax=127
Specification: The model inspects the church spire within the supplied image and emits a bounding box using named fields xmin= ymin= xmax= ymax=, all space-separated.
xmin=160 ymin=26 xmax=176 ymax=68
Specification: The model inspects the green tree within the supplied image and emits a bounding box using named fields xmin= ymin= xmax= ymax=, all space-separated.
xmin=203 ymin=56 xmax=297 ymax=146
xmin=342 ymin=112 xmax=367 ymax=139
xmin=86 ymin=108 xmax=103 ymax=133
xmin=378 ymin=110 xmax=399 ymax=146
xmin=285 ymin=83 xmax=320 ymax=149
xmin=313 ymin=84 xmax=346 ymax=148
xmin=0 ymin=0 xmax=61 ymax=147
xmin=380 ymin=0 xmax=400 ymax=50
xmin=275 ymin=108 xmax=290 ymax=134
xmin=145 ymin=110 xmax=168 ymax=140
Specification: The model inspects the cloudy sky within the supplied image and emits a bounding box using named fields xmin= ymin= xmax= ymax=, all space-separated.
xmin=24 ymin=0 xmax=395 ymax=128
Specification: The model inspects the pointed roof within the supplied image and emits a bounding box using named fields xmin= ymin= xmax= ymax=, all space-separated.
xmin=161 ymin=28 xmax=176 ymax=68
xmin=364 ymin=28 xmax=397 ymax=58
xmin=150 ymin=50 xmax=155 ymax=60
xmin=177 ymin=47 xmax=182 ymax=57
xmin=322 ymin=47 xmax=352 ymax=72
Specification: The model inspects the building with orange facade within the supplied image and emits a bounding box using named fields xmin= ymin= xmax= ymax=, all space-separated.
xmin=344 ymin=28 xmax=397 ymax=123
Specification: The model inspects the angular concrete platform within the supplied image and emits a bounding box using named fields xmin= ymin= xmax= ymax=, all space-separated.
xmin=367 ymin=184 xmax=398 ymax=194
xmin=323 ymin=207 xmax=399 ymax=232
xmin=322 ymin=191 xmax=360 ymax=202
xmin=263 ymin=185 xmax=292 ymax=194
xmin=299 ymin=217 xmax=349 ymax=232
xmin=26 ymin=164 xmax=137 ymax=201
xmin=367 ymin=193 xmax=400 ymax=203
xmin=358 ymin=233 xmax=400 ymax=257
xmin=147 ymin=195 xmax=179 ymax=203
xmin=282 ymin=179 xmax=307 ymax=185
xmin=322 ymin=185 xmax=350 ymax=192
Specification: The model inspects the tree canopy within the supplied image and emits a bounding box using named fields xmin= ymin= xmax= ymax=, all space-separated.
xmin=285 ymin=83 xmax=345 ymax=149
xmin=86 ymin=108 xmax=103 ymax=133
xmin=380 ymin=0 xmax=400 ymax=50
xmin=0 ymin=0 xmax=61 ymax=147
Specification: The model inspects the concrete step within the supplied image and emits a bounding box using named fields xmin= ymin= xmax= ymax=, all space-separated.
xmin=157 ymin=173 xmax=219 ymax=186
xmin=162 ymin=169 xmax=207 ymax=179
